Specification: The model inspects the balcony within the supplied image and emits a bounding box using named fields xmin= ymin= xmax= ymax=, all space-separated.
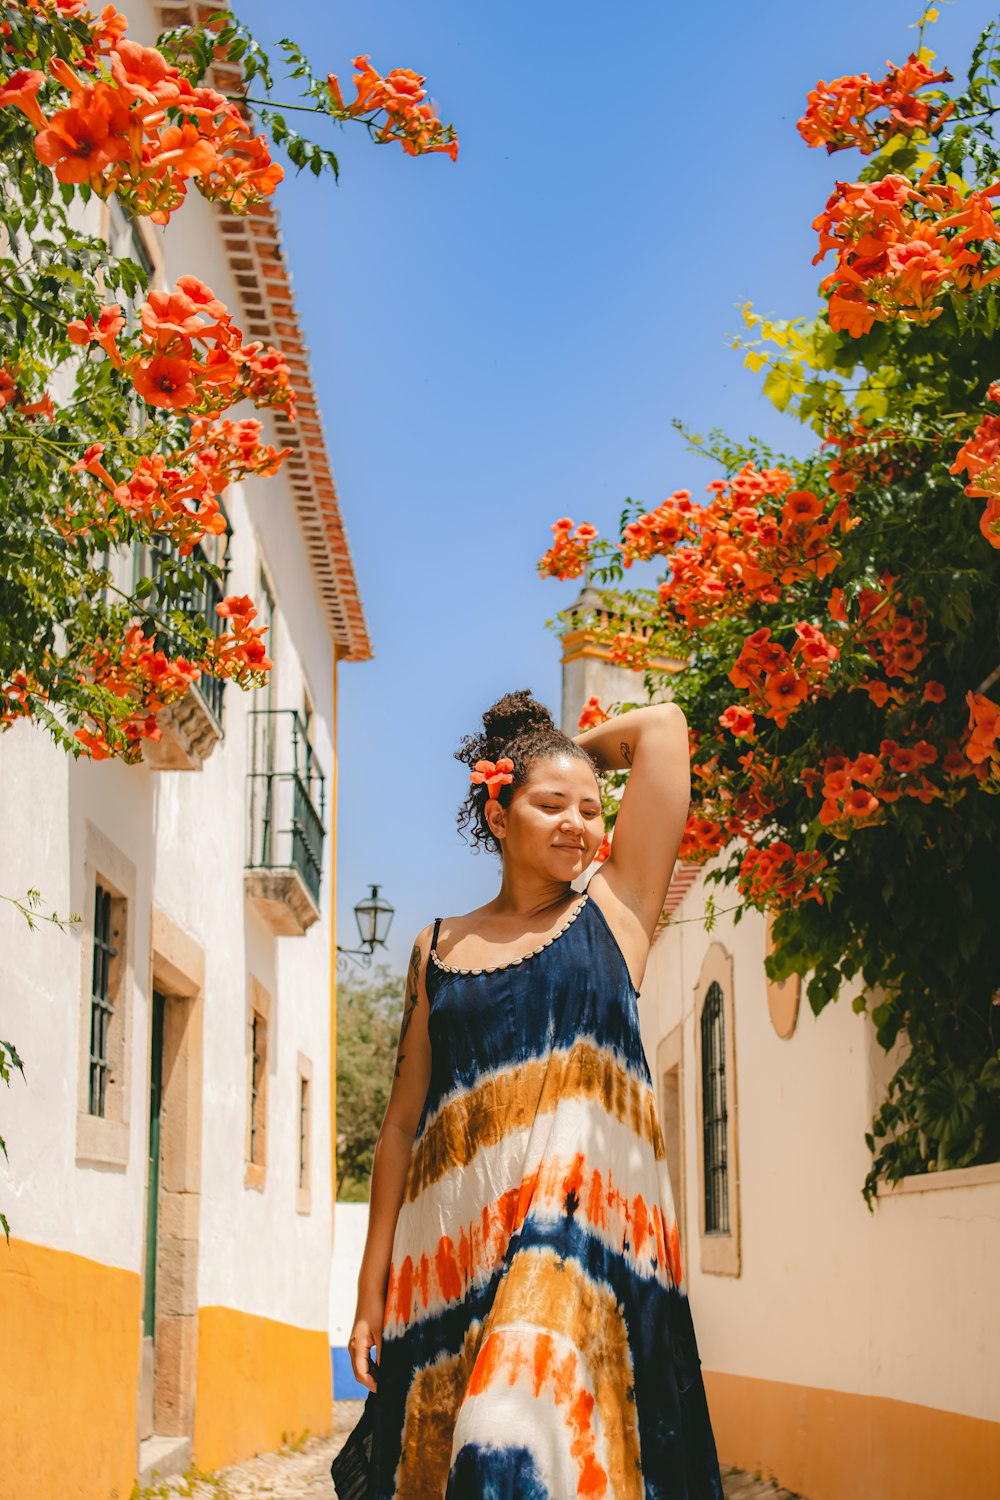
xmin=244 ymin=709 xmax=326 ymax=936
xmin=141 ymin=539 xmax=227 ymax=771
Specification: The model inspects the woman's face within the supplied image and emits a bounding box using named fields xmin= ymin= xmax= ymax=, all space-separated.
xmin=491 ymin=752 xmax=604 ymax=881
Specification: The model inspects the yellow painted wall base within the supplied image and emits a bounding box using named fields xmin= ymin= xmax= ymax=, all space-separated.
xmin=0 ymin=1238 xmax=141 ymax=1500
xmin=194 ymin=1304 xmax=331 ymax=1471
xmin=705 ymin=1369 xmax=1000 ymax=1500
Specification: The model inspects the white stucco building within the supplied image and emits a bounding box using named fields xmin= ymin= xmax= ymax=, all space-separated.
xmin=561 ymin=592 xmax=1000 ymax=1500
xmin=0 ymin=5 xmax=371 ymax=1495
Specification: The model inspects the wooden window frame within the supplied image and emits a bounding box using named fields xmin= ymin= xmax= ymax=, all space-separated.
xmin=76 ymin=823 xmax=136 ymax=1168
xmin=692 ymin=942 xmax=741 ymax=1276
xmin=245 ymin=977 xmax=271 ymax=1190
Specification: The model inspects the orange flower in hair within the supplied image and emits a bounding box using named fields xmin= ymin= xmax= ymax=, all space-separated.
xmin=470 ymin=757 xmax=514 ymax=800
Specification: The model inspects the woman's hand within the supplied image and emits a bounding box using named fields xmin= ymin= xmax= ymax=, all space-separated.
xmin=349 ymin=1292 xmax=385 ymax=1393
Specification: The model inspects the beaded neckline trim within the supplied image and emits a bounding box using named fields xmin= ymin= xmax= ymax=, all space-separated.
xmin=430 ymin=894 xmax=589 ymax=977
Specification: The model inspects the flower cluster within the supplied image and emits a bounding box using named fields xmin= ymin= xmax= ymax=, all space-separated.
xmin=65 ymin=282 xmax=295 ymax=557
xmin=0 ymin=363 xmax=55 ymax=420
xmin=677 ymin=813 xmax=728 ymax=865
xmin=577 ymin=696 xmax=609 ymax=732
xmin=69 ymin=278 xmax=294 ymax=420
xmin=72 ymin=589 xmax=273 ymax=760
xmin=645 ymin=466 xmax=852 ymax=629
xmin=949 ymin=382 xmax=1000 ymax=549
xmin=607 ymin=631 xmax=652 ymax=670
xmin=620 ymin=490 xmax=697 ymax=565
xmin=846 ymin=580 xmax=930 ymax=706
xmin=814 ymin=171 xmax=1000 ymax=337
xmin=823 ymin=420 xmax=919 ymax=499
xmin=203 ymin=594 xmax=273 ymax=685
xmin=738 ymin=840 xmax=827 ymax=908
xmin=327 ymin=55 xmax=458 ymax=160
xmin=0 ymin=17 xmax=282 ymax=224
xmin=727 ymin=621 xmax=840 ymax=731
xmin=964 ymin=692 xmax=1000 ymax=778
xmin=797 ymin=53 xmax=953 ymax=155
xmin=801 ymin=742 xmax=938 ymax=835
xmin=537 ymin=518 xmax=599 ymax=581
xmin=68 ymin=419 xmax=287 ymax=557
xmin=73 ymin=623 xmax=202 ymax=759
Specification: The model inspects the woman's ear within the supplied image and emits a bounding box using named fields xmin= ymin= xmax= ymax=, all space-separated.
xmin=484 ymin=796 xmax=507 ymax=843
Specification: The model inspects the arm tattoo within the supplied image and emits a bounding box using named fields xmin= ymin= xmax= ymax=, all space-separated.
xmin=620 ymin=740 xmax=633 ymax=767
xmin=394 ymin=942 xmax=421 ymax=1078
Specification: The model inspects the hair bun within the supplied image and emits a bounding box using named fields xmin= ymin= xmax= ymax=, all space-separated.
xmin=482 ymin=689 xmax=554 ymax=750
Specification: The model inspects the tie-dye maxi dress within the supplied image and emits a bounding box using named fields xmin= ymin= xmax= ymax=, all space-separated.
xmin=365 ymin=891 xmax=724 ymax=1500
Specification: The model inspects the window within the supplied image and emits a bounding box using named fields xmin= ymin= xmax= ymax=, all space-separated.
xmin=298 ymin=1078 xmax=308 ymax=1184
xmin=700 ymin=982 xmax=729 ymax=1234
xmin=88 ymin=883 xmax=119 ymax=1116
xmin=77 ymin=824 xmax=136 ymax=1167
xmin=296 ymin=1052 xmax=313 ymax=1215
xmin=106 ymin=195 xmax=157 ymax=329
xmin=250 ymin=1015 xmax=265 ymax=1158
xmin=693 ymin=943 xmax=741 ymax=1275
xmin=245 ymin=978 xmax=271 ymax=1189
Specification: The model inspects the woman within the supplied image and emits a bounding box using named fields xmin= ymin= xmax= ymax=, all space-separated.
xmin=337 ymin=690 xmax=724 ymax=1500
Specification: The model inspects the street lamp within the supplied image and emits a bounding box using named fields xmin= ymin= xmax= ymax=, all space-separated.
xmin=337 ymin=884 xmax=395 ymax=971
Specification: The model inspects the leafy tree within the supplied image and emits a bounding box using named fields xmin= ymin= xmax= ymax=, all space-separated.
xmin=541 ymin=12 xmax=1000 ymax=1201
xmin=0 ymin=0 xmax=457 ymax=761
xmin=336 ymin=965 xmax=402 ymax=1202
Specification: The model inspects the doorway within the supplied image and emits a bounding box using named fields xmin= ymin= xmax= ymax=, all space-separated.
xmin=139 ymin=990 xmax=166 ymax=1440
xmin=139 ymin=916 xmax=205 ymax=1470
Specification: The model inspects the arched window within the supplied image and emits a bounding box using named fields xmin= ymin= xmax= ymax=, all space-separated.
xmin=700 ymin=981 xmax=729 ymax=1234
xmin=694 ymin=944 xmax=740 ymax=1275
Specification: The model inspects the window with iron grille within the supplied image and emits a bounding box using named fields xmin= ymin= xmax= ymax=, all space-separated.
xmin=248 ymin=1010 xmax=267 ymax=1169
xmin=298 ymin=1074 xmax=310 ymax=1190
xmin=89 ymin=882 xmax=119 ymax=1117
xmin=700 ymin=980 xmax=729 ymax=1234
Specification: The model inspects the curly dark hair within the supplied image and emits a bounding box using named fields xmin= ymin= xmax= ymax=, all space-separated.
xmin=455 ymin=688 xmax=600 ymax=854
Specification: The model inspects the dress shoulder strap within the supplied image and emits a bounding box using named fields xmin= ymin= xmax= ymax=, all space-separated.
xmin=431 ymin=916 xmax=443 ymax=955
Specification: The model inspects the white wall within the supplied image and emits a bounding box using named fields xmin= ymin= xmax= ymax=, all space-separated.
xmin=0 ymin=0 xmax=337 ymax=1337
xmin=640 ymin=873 xmax=1000 ymax=1427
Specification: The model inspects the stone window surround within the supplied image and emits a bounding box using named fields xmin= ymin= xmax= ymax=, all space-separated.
xmin=146 ymin=907 xmax=204 ymax=1441
xmin=876 ymin=1159 xmax=1000 ymax=1196
xmin=76 ymin=822 xmax=137 ymax=1169
xmin=655 ymin=1023 xmax=687 ymax=1272
xmin=296 ymin=1052 xmax=313 ymax=1217
xmin=692 ymin=941 xmax=742 ymax=1277
xmin=245 ymin=976 xmax=271 ymax=1191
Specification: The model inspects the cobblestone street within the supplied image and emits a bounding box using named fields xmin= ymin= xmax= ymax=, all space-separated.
xmin=139 ymin=1402 xmax=804 ymax=1499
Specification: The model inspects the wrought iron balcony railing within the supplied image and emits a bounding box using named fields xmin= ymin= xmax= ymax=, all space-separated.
xmin=246 ymin=709 xmax=326 ymax=907
xmin=142 ymin=536 xmax=228 ymax=729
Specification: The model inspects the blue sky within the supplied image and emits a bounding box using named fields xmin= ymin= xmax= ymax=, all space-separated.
xmin=234 ymin=0 xmax=993 ymax=973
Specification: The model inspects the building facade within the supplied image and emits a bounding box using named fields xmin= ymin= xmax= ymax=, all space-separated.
xmin=0 ymin=6 xmax=371 ymax=1495
xmin=561 ymin=599 xmax=1000 ymax=1500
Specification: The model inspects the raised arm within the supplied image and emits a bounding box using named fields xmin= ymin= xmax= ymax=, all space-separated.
xmin=575 ymin=702 xmax=691 ymax=947
xmin=349 ymin=925 xmax=433 ymax=1391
